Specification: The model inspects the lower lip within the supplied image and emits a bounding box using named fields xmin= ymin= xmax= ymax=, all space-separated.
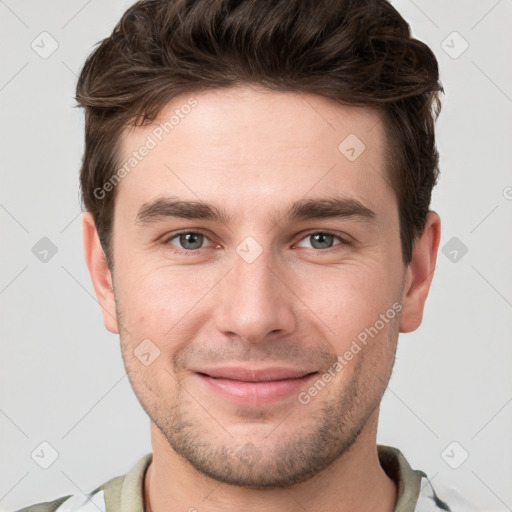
xmin=196 ymin=372 xmax=318 ymax=405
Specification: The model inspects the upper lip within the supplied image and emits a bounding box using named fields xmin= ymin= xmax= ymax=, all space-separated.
xmin=196 ymin=367 xmax=318 ymax=382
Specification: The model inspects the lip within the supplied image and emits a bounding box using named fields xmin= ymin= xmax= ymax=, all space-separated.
xmin=194 ymin=367 xmax=318 ymax=405
xmin=198 ymin=366 xmax=316 ymax=381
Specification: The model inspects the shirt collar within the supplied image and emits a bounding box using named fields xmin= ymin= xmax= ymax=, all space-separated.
xmin=102 ymin=445 xmax=423 ymax=512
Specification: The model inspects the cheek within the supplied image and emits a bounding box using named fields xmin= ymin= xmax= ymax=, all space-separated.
xmin=293 ymin=261 xmax=399 ymax=333
xmin=115 ymin=265 xmax=218 ymax=343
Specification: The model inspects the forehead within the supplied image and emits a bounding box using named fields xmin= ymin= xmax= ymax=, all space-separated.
xmin=115 ymin=86 xmax=394 ymax=225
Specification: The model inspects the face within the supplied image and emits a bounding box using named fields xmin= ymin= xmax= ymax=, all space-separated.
xmin=84 ymin=86 xmax=436 ymax=488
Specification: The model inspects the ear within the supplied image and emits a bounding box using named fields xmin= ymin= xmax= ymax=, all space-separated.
xmin=399 ymin=211 xmax=441 ymax=333
xmin=82 ymin=212 xmax=119 ymax=334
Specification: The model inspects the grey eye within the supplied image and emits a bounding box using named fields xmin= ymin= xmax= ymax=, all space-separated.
xmin=296 ymin=232 xmax=342 ymax=251
xmin=308 ymin=233 xmax=335 ymax=249
xmin=177 ymin=232 xmax=205 ymax=250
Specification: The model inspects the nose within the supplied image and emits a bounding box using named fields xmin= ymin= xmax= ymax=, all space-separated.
xmin=213 ymin=243 xmax=297 ymax=344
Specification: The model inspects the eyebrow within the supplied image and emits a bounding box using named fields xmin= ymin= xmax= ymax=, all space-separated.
xmin=135 ymin=195 xmax=376 ymax=226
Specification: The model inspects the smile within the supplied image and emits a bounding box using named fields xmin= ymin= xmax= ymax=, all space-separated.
xmin=194 ymin=367 xmax=319 ymax=405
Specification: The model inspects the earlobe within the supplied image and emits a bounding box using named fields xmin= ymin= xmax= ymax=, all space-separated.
xmin=399 ymin=211 xmax=441 ymax=333
xmin=82 ymin=212 xmax=119 ymax=334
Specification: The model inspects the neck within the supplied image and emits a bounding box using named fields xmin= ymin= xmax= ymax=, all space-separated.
xmin=143 ymin=411 xmax=397 ymax=512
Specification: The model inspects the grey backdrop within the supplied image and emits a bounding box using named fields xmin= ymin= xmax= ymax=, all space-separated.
xmin=1 ymin=0 xmax=511 ymax=510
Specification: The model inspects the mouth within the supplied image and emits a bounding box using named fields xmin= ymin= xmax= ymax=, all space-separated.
xmin=194 ymin=367 xmax=319 ymax=405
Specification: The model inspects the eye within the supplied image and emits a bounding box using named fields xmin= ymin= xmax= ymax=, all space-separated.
xmin=162 ymin=230 xmax=351 ymax=256
xmin=164 ymin=231 xmax=214 ymax=253
xmin=295 ymin=231 xmax=348 ymax=251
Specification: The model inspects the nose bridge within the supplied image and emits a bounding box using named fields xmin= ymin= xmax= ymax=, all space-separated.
xmin=214 ymin=237 xmax=296 ymax=342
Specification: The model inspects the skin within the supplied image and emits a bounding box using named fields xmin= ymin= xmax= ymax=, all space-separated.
xmin=83 ymin=85 xmax=440 ymax=512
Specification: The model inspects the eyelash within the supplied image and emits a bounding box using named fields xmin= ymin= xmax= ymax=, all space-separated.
xmin=162 ymin=229 xmax=353 ymax=256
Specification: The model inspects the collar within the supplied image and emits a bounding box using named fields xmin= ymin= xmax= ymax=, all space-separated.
xmin=100 ymin=444 xmax=424 ymax=512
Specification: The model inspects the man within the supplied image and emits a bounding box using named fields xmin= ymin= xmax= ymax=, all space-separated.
xmin=17 ymin=0 xmax=450 ymax=510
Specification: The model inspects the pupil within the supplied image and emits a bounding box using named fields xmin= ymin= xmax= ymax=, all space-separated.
xmin=181 ymin=233 xmax=202 ymax=249
xmin=312 ymin=233 xmax=332 ymax=249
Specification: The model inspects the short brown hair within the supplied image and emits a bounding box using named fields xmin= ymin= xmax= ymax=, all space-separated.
xmin=76 ymin=0 xmax=442 ymax=268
